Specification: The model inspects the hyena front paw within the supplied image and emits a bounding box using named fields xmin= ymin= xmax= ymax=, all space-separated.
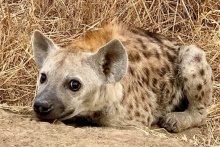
xmin=159 ymin=113 xmax=180 ymax=132
xmin=159 ymin=112 xmax=191 ymax=133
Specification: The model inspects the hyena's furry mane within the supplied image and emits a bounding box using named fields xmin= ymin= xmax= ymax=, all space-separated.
xmin=66 ymin=22 xmax=124 ymax=53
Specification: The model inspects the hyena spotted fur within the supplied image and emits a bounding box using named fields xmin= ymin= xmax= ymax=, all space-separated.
xmin=32 ymin=22 xmax=213 ymax=132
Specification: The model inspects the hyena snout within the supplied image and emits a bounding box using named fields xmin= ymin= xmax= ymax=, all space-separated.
xmin=33 ymin=89 xmax=65 ymax=119
xmin=34 ymin=100 xmax=53 ymax=115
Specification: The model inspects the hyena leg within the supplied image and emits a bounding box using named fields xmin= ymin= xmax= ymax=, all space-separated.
xmin=160 ymin=45 xmax=213 ymax=132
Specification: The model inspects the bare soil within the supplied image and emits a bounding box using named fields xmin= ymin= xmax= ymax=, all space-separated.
xmin=0 ymin=109 xmax=205 ymax=147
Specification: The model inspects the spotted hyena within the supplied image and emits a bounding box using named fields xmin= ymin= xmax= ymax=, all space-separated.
xmin=32 ymin=22 xmax=213 ymax=132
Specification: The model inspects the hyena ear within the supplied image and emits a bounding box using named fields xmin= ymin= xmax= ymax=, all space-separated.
xmin=32 ymin=30 xmax=57 ymax=67
xmin=90 ymin=39 xmax=128 ymax=83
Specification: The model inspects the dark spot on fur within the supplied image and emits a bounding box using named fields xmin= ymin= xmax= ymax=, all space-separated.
xmin=159 ymin=67 xmax=167 ymax=77
xmin=133 ymin=45 xmax=139 ymax=49
xmin=138 ymin=81 xmax=143 ymax=87
xmin=128 ymin=86 xmax=132 ymax=93
xmin=134 ymin=97 xmax=139 ymax=108
xmin=166 ymin=51 xmax=176 ymax=63
xmin=199 ymin=96 xmax=202 ymax=101
xmin=134 ymin=53 xmax=141 ymax=62
xmin=183 ymin=77 xmax=188 ymax=82
xmin=171 ymin=94 xmax=175 ymax=99
xmin=127 ymin=109 xmax=131 ymax=114
xmin=174 ymin=66 xmax=179 ymax=76
xmin=155 ymin=50 xmax=160 ymax=59
xmin=152 ymin=78 xmax=158 ymax=86
xmin=169 ymin=78 xmax=174 ymax=84
xmin=169 ymin=101 xmax=172 ymax=105
xmin=160 ymin=82 xmax=166 ymax=92
xmin=166 ymin=89 xmax=170 ymax=94
xmin=200 ymin=69 xmax=205 ymax=76
xmin=143 ymin=68 xmax=150 ymax=85
xmin=147 ymin=116 xmax=151 ymax=122
xmin=137 ymin=38 xmax=147 ymax=49
xmin=131 ymin=28 xmax=139 ymax=34
xmin=156 ymin=68 xmax=160 ymax=75
xmin=183 ymin=89 xmax=187 ymax=94
xmin=179 ymin=58 xmax=183 ymax=63
xmin=129 ymin=66 xmax=134 ymax=76
xmin=165 ymin=64 xmax=170 ymax=72
xmin=131 ymin=28 xmax=138 ymax=33
xmin=201 ymin=91 xmax=204 ymax=97
xmin=144 ymin=68 xmax=150 ymax=76
xmin=194 ymin=54 xmax=202 ymax=62
xmin=141 ymin=121 xmax=146 ymax=125
xmin=147 ymin=32 xmax=163 ymax=44
xmin=150 ymin=66 xmax=156 ymax=73
xmin=197 ymin=84 xmax=202 ymax=91
xmin=152 ymin=88 xmax=156 ymax=93
xmin=135 ymin=111 xmax=141 ymax=117
xmin=144 ymin=106 xmax=149 ymax=112
xmin=93 ymin=111 xmax=102 ymax=118
xmin=141 ymin=95 xmax=145 ymax=101
xmin=128 ymin=53 xmax=141 ymax=62
xmin=143 ymin=51 xmax=152 ymax=58
xmin=137 ymin=38 xmax=143 ymax=43
xmin=192 ymin=74 xmax=196 ymax=78
xmin=129 ymin=104 xmax=133 ymax=109
xmin=197 ymin=107 xmax=205 ymax=111
xmin=195 ymin=95 xmax=198 ymax=99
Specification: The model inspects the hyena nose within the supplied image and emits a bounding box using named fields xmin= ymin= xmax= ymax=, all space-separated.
xmin=33 ymin=100 xmax=53 ymax=115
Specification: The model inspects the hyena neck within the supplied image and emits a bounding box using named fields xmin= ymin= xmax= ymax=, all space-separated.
xmin=98 ymin=82 xmax=123 ymax=111
xmin=87 ymin=82 xmax=124 ymax=118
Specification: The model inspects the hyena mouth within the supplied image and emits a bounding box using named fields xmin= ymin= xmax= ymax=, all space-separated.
xmin=58 ymin=110 xmax=75 ymax=121
xmin=34 ymin=109 xmax=75 ymax=121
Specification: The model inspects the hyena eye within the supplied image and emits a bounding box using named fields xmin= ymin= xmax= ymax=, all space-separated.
xmin=40 ymin=73 xmax=47 ymax=84
xmin=69 ymin=80 xmax=81 ymax=91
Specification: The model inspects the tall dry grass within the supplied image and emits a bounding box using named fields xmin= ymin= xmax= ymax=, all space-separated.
xmin=0 ymin=0 xmax=220 ymax=146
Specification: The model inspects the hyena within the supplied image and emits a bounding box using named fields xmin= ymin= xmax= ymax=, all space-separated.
xmin=32 ymin=22 xmax=213 ymax=132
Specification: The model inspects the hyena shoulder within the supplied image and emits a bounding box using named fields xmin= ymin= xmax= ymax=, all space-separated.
xmin=67 ymin=22 xmax=183 ymax=116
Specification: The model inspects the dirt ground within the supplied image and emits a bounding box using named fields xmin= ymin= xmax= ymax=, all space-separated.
xmin=1 ymin=109 xmax=213 ymax=147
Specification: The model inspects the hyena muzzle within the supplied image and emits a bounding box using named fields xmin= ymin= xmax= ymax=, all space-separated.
xmin=32 ymin=23 xmax=213 ymax=132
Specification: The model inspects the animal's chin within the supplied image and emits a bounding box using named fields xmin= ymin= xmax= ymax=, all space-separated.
xmin=35 ymin=110 xmax=75 ymax=121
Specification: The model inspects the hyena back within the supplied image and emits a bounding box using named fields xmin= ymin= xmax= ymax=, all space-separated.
xmin=32 ymin=23 xmax=213 ymax=132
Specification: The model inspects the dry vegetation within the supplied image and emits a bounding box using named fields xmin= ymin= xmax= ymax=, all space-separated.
xmin=0 ymin=0 xmax=219 ymax=146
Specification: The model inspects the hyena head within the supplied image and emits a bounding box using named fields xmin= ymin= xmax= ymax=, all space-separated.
xmin=32 ymin=31 xmax=128 ymax=120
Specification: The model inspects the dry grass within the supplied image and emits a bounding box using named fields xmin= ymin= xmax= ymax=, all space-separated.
xmin=0 ymin=0 xmax=219 ymax=146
